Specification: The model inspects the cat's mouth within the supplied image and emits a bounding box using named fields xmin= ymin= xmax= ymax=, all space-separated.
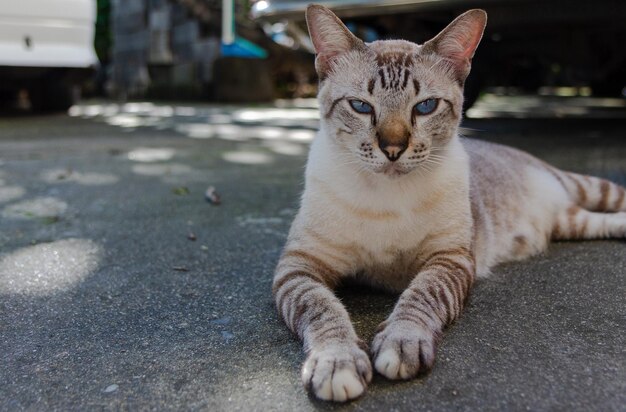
xmin=380 ymin=162 xmax=410 ymax=177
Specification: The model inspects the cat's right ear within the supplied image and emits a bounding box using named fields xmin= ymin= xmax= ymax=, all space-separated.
xmin=306 ymin=5 xmax=364 ymax=78
xmin=422 ymin=9 xmax=487 ymax=82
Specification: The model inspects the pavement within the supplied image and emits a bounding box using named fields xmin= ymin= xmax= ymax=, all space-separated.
xmin=0 ymin=97 xmax=625 ymax=411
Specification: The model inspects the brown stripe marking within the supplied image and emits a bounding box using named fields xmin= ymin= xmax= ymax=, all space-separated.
xmin=427 ymin=258 xmax=467 ymax=283
xmin=429 ymin=255 xmax=474 ymax=278
xmin=439 ymin=273 xmax=462 ymax=314
xmin=567 ymin=174 xmax=588 ymax=205
xmin=598 ymin=180 xmax=611 ymax=211
xmin=284 ymin=284 xmax=319 ymax=328
xmin=413 ymin=79 xmax=420 ymax=95
xmin=566 ymin=206 xmax=581 ymax=238
xmin=436 ymin=286 xmax=453 ymax=324
xmin=311 ymin=177 xmax=400 ymax=220
xmin=426 ymin=285 xmax=442 ymax=312
xmin=429 ymin=257 xmax=474 ymax=292
xmin=378 ymin=69 xmax=387 ymax=88
xmin=315 ymin=324 xmax=349 ymax=341
xmin=412 ymin=288 xmax=446 ymax=324
xmin=272 ymin=270 xmax=322 ymax=296
xmin=325 ymin=96 xmax=345 ymax=119
xmin=578 ymin=216 xmax=589 ymax=239
xmin=614 ymin=186 xmax=625 ymax=211
xmin=546 ymin=166 xmax=567 ymax=190
xmin=552 ymin=221 xmax=563 ymax=240
xmin=439 ymin=273 xmax=469 ymax=321
xmin=440 ymin=270 xmax=463 ymax=304
xmin=276 ymin=279 xmax=317 ymax=315
xmin=423 ymin=247 xmax=472 ymax=265
xmin=281 ymin=249 xmax=341 ymax=281
xmin=289 ymin=295 xmax=311 ymax=330
xmin=302 ymin=227 xmax=357 ymax=266
xmin=441 ymin=99 xmax=459 ymax=119
xmin=401 ymin=70 xmax=409 ymax=89
xmin=396 ymin=299 xmax=438 ymax=326
xmin=367 ymin=78 xmax=375 ymax=95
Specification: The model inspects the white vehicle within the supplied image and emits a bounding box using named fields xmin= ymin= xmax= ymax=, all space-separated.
xmin=0 ymin=0 xmax=99 ymax=111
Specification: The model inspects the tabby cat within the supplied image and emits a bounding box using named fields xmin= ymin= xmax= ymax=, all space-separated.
xmin=273 ymin=5 xmax=626 ymax=402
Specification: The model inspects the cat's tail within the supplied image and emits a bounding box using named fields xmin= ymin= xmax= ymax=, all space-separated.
xmin=553 ymin=168 xmax=626 ymax=212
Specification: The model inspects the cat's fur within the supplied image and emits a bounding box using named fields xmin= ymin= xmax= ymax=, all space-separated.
xmin=273 ymin=5 xmax=626 ymax=402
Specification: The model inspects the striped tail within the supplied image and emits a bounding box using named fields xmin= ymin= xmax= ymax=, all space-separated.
xmin=557 ymin=170 xmax=626 ymax=212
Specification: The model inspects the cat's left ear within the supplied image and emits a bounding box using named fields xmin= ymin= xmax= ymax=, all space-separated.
xmin=306 ymin=4 xmax=365 ymax=78
xmin=422 ymin=9 xmax=487 ymax=81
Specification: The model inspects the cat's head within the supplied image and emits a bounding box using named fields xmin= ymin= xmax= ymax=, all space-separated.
xmin=306 ymin=5 xmax=486 ymax=177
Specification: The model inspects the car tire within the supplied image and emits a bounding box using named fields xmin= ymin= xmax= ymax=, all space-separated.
xmin=29 ymin=81 xmax=77 ymax=113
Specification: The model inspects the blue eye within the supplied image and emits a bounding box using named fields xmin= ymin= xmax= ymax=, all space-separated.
xmin=414 ymin=98 xmax=438 ymax=115
xmin=349 ymin=100 xmax=374 ymax=114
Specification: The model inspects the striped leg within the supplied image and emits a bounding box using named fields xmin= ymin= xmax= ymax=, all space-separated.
xmin=273 ymin=252 xmax=372 ymax=402
xmin=553 ymin=206 xmax=626 ymax=240
xmin=371 ymin=248 xmax=474 ymax=380
xmin=560 ymin=172 xmax=626 ymax=212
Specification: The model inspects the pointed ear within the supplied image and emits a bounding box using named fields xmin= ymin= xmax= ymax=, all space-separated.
xmin=422 ymin=9 xmax=487 ymax=81
xmin=306 ymin=4 xmax=365 ymax=78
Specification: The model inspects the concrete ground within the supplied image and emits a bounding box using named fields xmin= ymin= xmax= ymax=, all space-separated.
xmin=0 ymin=97 xmax=624 ymax=411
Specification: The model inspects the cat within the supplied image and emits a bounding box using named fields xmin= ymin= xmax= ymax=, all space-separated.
xmin=272 ymin=4 xmax=626 ymax=402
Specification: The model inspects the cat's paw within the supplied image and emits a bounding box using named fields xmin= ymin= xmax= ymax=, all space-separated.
xmin=302 ymin=342 xmax=372 ymax=402
xmin=371 ymin=320 xmax=439 ymax=380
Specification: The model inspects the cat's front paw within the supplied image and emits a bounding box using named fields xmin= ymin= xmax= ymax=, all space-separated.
xmin=371 ymin=320 xmax=439 ymax=380
xmin=302 ymin=342 xmax=372 ymax=402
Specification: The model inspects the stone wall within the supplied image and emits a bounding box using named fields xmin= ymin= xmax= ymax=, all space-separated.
xmin=111 ymin=0 xmax=222 ymax=99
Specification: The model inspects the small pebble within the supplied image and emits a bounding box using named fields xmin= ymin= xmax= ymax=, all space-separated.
xmin=187 ymin=232 xmax=197 ymax=241
xmin=211 ymin=317 xmax=231 ymax=326
xmin=104 ymin=384 xmax=118 ymax=393
xmin=204 ymin=186 xmax=221 ymax=205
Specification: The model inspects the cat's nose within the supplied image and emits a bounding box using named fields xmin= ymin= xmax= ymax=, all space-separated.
xmin=376 ymin=118 xmax=410 ymax=162
xmin=379 ymin=142 xmax=407 ymax=162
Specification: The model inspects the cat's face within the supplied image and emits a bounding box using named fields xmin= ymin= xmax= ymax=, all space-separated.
xmin=318 ymin=40 xmax=464 ymax=177
xmin=307 ymin=6 xmax=487 ymax=177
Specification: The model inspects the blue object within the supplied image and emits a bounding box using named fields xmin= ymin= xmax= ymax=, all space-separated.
xmin=221 ymin=37 xmax=268 ymax=59
xmin=414 ymin=98 xmax=439 ymax=115
xmin=350 ymin=99 xmax=374 ymax=114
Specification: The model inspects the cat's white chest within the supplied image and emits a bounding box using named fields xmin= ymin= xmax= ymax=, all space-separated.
xmin=289 ymin=134 xmax=472 ymax=288
xmin=300 ymin=169 xmax=464 ymax=263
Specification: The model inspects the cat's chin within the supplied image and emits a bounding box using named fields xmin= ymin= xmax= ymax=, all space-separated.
xmin=378 ymin=163 xmax=412 ymax=177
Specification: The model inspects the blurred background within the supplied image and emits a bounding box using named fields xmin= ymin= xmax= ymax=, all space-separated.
xmin=1 ymin=0 xmax=625 ymax=113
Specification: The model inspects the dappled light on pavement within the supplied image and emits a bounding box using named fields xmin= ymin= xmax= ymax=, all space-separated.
xmin=131 ymin=163 xmax=193 ymax=177
xmin=2 ymin=197 xmax=68 ymax=219
xmin=0 ymin=239 xmax=102 ymax=296
xmin=0 ymin=186 xmax=26 ymax=204
xmin=127 ymin=147 xmax=176 ymax=162
xmin=468 ymin=94 xmax=626 ymax=119
xmin=222 ymin=151 xmax=274 ymax=165
xmin=40 ymin=168 xmax=119 ymax=185
xmin=70 ymin=102 xmax=319 ymax=146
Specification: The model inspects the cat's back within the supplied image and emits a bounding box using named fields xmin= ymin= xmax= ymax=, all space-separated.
xmin=461 ymin=137 xmax=555 ymax=198
xmin=462 ymin=137 xmax=542 ymax=174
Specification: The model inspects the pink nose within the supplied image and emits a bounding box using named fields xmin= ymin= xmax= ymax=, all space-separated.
xmin=380 ymin=143 xmax=407 ymax=161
